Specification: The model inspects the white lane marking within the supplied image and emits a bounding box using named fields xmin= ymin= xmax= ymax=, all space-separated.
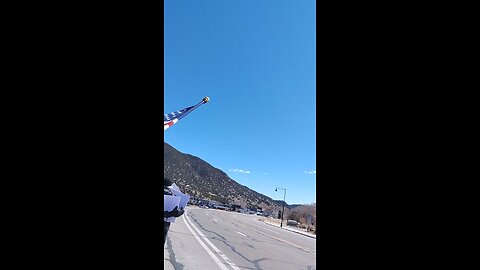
xmin=202 ymin=210 xmax=315 ymax=253
xmin=222 ymin=216 xmax=311 ymax=253
xmin=213 ymin=218 xmax=218 ymax=222
xmin=182 ymin=212 xmax=229 ymax=270
xmin=236 ymin=231 xmax=246 ymax=237
xmin=204 ymin=211 xmax=315 ymax=255
xmin=184 ymin=210 xmax=241 ymax=270
xmin=255 ymin=226 xmax=281 ymax=235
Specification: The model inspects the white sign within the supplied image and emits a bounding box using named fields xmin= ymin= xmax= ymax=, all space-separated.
xmin=164 ymin=195 xmax=180 ymax=223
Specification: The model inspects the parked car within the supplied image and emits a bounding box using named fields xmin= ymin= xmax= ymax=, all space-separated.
xmin=287 ymin=220 xmax=299 ymax=226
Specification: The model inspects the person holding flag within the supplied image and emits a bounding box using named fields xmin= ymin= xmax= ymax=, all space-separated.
xmin=163 ymin=97 xmax=209 ymax=245
xmin=164 ymin=177 xmax=185 ymax=245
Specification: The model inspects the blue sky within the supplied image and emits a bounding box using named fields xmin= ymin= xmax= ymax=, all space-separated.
xmin=164 ymin=0 xmax=316 ymax=205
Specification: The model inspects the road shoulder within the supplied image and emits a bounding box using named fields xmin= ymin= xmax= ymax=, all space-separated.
xmin=260 ymin=218 xmax=317 ymax=239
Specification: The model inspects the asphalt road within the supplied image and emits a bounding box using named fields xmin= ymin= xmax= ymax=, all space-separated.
xmin=164 ymin=207 xmax=316 ymax=270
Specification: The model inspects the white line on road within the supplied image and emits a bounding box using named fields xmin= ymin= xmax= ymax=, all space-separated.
xmin=182 ymin=213 xmax=230 ymax=270
xmin=235 ymin=231 xmax=246 ymax=237
xmin=222 ymin=215 xmax=312 ymax=254
xmin=183 ymin=210 xmax=241 ymax=270
xmin=254 ymin=225 xmax=281 ymax=235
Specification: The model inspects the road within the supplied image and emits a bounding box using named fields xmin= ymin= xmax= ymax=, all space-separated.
xmin=164 ymin=207 xmax=316 ymax=270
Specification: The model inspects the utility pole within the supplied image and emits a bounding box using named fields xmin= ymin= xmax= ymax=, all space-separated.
xmin=275 ymin=187 xmax=287 ymax=228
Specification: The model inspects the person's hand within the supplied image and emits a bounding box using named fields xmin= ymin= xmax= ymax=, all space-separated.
xmin=164 ymin=206 xmax=185 ymax=218
xmin=172 ymin=207 xmax=185 ymax=217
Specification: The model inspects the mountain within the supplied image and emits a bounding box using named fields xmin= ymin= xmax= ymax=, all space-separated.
xmin=164 ymin=142 xmax=284 ymax=210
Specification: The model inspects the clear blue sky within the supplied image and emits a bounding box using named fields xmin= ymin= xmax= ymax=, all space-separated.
xmin=164 ymin=0 xmax=316 ymax=205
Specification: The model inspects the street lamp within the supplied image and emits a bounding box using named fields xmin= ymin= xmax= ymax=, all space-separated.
xmin=275 ymin=187 xmax=286 ymax=228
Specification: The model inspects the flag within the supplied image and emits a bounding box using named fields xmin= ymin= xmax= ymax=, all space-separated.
xmin=164 ymin=106 xmax=195 ymax=131
xmin=164 ymin=97 xmax=210 ymax=131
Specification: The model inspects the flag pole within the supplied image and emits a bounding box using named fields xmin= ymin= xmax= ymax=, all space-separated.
xmin=164 ymin=97 xmax=210 ymax=131
xmin=175 ymin=96 xmax=210 ymax=122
